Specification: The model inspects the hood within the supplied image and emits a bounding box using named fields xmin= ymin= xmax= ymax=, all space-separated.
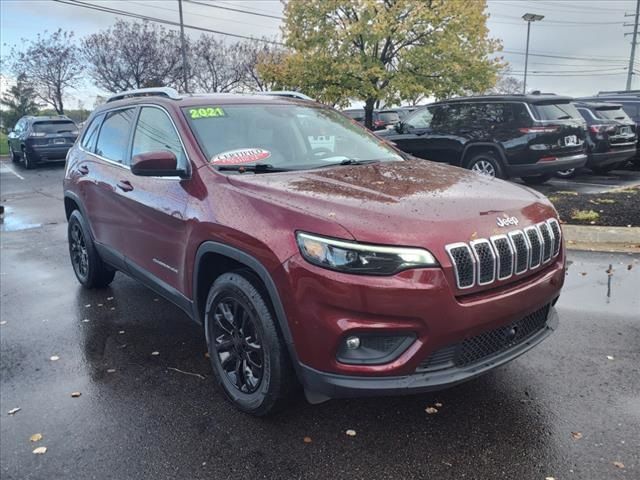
xmin=226 ymin=159 xmax=556 ymax=253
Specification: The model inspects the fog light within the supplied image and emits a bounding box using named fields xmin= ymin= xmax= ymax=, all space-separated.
xmin=345 ymin=336 xmax=361 ymax=350
xmin=336 ymin=333 xmax=416 ymax=365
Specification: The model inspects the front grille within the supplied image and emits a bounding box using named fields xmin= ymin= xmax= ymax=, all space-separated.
xmin=416 ymin=304 xmax=551 ymax=372
xmin=445 ymin=218 xmax=561 ymax=291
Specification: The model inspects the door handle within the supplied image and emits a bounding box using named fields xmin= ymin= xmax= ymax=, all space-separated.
xmin=116 ymin=180 xmax=134 ymax=192
xmin=78 ymin=165 xmax=89 ymax=175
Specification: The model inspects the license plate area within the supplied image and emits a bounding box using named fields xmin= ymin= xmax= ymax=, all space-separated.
xmin=564 ymin=135 xmax=578 ymax=146
xmin=53 ymin=138 xmax=66 ymax=145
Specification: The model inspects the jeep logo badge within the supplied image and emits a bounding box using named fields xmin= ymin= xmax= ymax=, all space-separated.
xmin=497 ymin=215 xmax=519 ymax=227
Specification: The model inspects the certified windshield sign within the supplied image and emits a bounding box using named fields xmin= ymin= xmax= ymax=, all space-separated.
xmin=211 ymin=148 xmax=271 ymax=165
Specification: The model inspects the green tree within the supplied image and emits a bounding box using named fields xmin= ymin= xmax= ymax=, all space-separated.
xmin=0 ymin=74 xmax=40 ymax=130
xmin=260 ymin=0 xmax=502 ymax=128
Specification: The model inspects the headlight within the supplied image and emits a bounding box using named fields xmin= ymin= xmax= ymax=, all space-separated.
xmin=296 ymin=232 xmax=439 ymax=275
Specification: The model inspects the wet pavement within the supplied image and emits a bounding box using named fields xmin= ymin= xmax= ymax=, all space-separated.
xmin=520 ymin=164 xmax=640 ymax=195
xmin=1 ymin=159 xmax=639 ymax=480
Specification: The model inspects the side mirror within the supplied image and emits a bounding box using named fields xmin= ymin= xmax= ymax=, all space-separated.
xmin=131 ymin=151 xmax=186 ymax=178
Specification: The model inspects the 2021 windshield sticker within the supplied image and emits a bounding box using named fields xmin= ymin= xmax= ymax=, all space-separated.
xmin=210 ymin=148 xmax=271 ymax=165
xmin=189 ymin=107 xmax=225 ymax=119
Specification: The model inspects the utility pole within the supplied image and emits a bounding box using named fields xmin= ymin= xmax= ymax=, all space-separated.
xmin=625 ymin=0 xmax=640 ymax=90
xmin=522 ymin=13 xmax=544 ymax=94
xmin=178 ymin=0 xmax=189 ymax=93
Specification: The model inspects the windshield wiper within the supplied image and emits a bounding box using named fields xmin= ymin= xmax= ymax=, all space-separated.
xmin=338 ymin=159 xmax=380 ymax=166
xmin=556 ymin=115 xmax=572 ymax=120
xmin=216 ymin=163 xmax=291 ymax=173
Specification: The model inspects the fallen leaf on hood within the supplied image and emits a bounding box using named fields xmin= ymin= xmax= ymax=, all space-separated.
xmin=107 ymin=297 xmax=114 ymax=301
xmin=470 ymin=231 xmax=478 ymax=240
xmin=0 ymin=321 xmax=7 ymax=326
xmin=328 ymin=212 xmax=336 ymax=218
xmin=425 ymin=407 xmax=438 ymax=414
xmin=30 ymin=433 xmax=43 ymax=442
xmin=345 ymin=429 xmax=356 ymax=437
xmin=571 ymin=431 xmax=583 ymax=440
xmin=607 ymin=355 xmax=614 ymax=360
xmin=106 ymin=368 xmax=116 ymax=373
xmin=435 ymin=402 xmax=443 ymax=408
xmin=151 ymin=351 xmax=160 ymax=356
xmin=49 ymin=355 xmax=60 ymax=361
xmin=628 ymin=264 xmax=633 ymax=270
xmin=8 ymin=407 xmax=20 ymax=415
xmin=613 ymin=461 xmax=624 ymax=469
xmin=71 ymin=392 xmax=81 ymax=398
xmin=32 ymin=447 xmax=47 ymax=455
xmin=303 ymin=436 xmax=312 ymax=443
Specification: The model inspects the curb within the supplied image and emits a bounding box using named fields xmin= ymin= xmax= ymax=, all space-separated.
xmin=563 ymin=224 xmax=640 ymax=253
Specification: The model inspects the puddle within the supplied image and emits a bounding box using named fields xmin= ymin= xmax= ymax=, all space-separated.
xmin=0 ymin=207 xmax=43 ymax=232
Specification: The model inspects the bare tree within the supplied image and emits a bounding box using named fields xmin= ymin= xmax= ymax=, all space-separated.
xmin=190 ymin=35 xmax=244 ymax=93
xmin=486 ymin=72 xmax=524 ymax=95
xmin=82 ymin=20 xmax=184 ymax=93
xmin=7 ymin=29 xmax=83 ymax=114
xmin=237 ymin=39 xmax=287 ymax=92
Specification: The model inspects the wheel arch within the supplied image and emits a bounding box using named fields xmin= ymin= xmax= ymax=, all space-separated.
xmin=461 ymin=142 xmax=508 ymax=170
xmin=193 ymin=241 xmax=299 ymax=366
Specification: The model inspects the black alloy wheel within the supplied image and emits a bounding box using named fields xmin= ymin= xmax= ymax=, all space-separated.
xmin=70 ymin=222 xmax=89 ymax=281
xmin=211 ymin=296 xmax=264 ymax=394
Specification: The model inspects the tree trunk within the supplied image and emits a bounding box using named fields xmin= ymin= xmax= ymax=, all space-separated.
xmin=364 ymin=98 xmax=376 ymax=130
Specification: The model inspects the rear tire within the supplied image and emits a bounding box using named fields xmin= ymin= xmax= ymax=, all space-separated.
xmin=9 ymin=145 xmax=19 ymax=163
xmin=21 ymin=147 xmax=35 ymax=170
xmin=466 ymin=152 xmax=506 ymax=179
xmin=205 ymin=271 xmax=296 ymax=416
xmin=521 ymin=174 xmax=552 ymax=185
xmin=68 ymin=210 xmax=115 ymax=288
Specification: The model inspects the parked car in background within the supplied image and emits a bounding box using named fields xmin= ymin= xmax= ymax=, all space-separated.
xmin=7 ymin=115 xmax=79 ymax=169
xmin=555 ymin=102 xmax=636 ymax=178
xmin=63 ymin=87 xmax=564 ymax=416
xmin=579 ymin=91 xmax=640 ymax=166
xmin=342 ymin=108 xmax=401 ymax=130
xmin=393 ymin=106 xmax=417 ymax=120
xmin=376 ymin=94 xmax=587 ymax=184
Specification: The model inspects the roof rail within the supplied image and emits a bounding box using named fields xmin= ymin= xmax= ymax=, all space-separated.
xmin=106 ymin=87 xmax=182 ymax=103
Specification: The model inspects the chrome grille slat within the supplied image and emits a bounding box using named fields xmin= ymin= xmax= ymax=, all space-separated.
xmin=446 ymin=218 xmax=561 ymax=290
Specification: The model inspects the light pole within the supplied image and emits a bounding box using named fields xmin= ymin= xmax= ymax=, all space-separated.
xmin=522 ymin=13 xmax=544 ymax=94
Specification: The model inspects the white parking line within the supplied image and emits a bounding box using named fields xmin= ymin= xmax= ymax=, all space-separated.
xmin=0 ymin=165 xmax=25 ymax=180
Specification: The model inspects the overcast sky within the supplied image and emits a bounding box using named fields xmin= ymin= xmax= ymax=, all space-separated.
xmin=0 ymin=0 xmax=637 ymax=108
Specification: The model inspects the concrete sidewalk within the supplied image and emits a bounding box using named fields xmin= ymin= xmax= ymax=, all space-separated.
xmin=563 ymin=224 xmax=640 ymax=253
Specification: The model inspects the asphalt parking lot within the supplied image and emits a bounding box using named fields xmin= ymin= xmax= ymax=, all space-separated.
xmin=520 ymin=164 xmax=640 ymax=195
xmin=1 ymin=158 xmax=639 ymax=480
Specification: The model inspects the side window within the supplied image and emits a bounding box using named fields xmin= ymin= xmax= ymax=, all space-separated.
xmin=95 ymin=109 xmax=136 ymax=163
xmin=132 ymin=107 xmax=187 ymax=169
xmin=576 ymin=108 xmax=591 ymax=122
xmin=14 ymin=119 xmax=25 ymax=133
xmin=430 ymin=106 xmax=449 ymax=129
xmin=80 ymin=114 xmax=104 ymax=153
xmin=512 ymin=104 xmax=533 ymax=127
xmin=406 ymin=108 xmax=433 ymax=129
xmin=483 ymin=103 xmax=511 ymax=124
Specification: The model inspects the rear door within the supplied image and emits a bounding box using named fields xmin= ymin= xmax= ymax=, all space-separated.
xmin=529 ymin=100 xmax=586 ymax=156
xmin=115 ymin=105 xmax=191 ymax=292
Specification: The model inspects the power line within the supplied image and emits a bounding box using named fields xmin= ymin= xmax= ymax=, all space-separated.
xmin=184 ymin=0 xmax=283 ymax=20
xmin=491 ymin=14 xmax=623 ymax=25
xmin=50 ymin=0 xmax=284 ymax=45
xmin=501 ymin=49 xmax=629 ymax=63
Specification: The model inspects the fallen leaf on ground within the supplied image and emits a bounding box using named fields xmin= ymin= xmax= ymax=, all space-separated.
xmin=571 ymin=431 xmax=583 ymax=440
xmin=107 ymin=297 xmax=114 ymax=301
xmin=71 ymin=392 xmax=81 ymax=398
xmin=425 ymin=407 xmax=438 ymax=414
xmin=151 ymin=351 xmax=160 ymax=356
xmin=30 ymin=433 xmax=43 ymax=442
xmin=613 ymin=461 xmax=624 ymax=469
xmin=345 ymin=429 xmax=356 ymax=437
xmin=435 ymin=402 xmax=443 ymax=408
xmin=628 ymin=264 xmax=633 ymax=270
xmin=97 ymin=303 xmax=103 ymax=307
xmin=49 ymin=355 xmax=60 ymax=361
xmin=0 ymin=321 xmax=7 ymax=326
xmin=8 ymin=407 xmax=20 ymax=415
xmin=607 ymin=355 xmax=614 ymax=360
xmin=32 ymin=447 xmax=47 ymax=455
xmin=545 ymin=477 xmax=556 ymax=480
xmin=303 ymin=436 xmax=312 ymax=443
xmin=106 ymin=368 xmax=116 ymax=373
xmin=82 ymin=319 xmax=90 ymax=323
xmin=580 ymin=272 xmax=587 ymax=276
xmin=118 ymin=330 xmax=125 ymax=334
xmin=110 ymin=307 xmax=115 ymax=311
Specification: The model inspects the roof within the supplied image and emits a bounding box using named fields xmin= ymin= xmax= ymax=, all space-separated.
xmin=579 ymin=95 xmax=640 ymax=103
xmin=574 ymin=101 xmax=623 ymax=109
xmin=27 ymin=115 xmax=73 ymax=122
xmin=432 ymin=94 xmax=574 ymax=105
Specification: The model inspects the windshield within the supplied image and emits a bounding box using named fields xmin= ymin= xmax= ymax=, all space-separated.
xmin=32 ymin=121 xmax=76 ymax=134
xmin=532 ymin=102 xmax=581 ymax=121
xmin=595 ymin=107 xmax=632 ymax=122
xmin=378 ymin=112 xmax=400 ymax=123
xmin=183 ymin=104 xmax=403 ymax=171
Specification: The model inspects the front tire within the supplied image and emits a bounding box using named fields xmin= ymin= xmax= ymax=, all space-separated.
xmin=68 ymin=210 xmax=115 ymax=288
xmin=9 ymin=145 xmax=19 ymax=163
xmin=521 ymin=174 xmax=552 ymax=185
xmin=554 ymin=168 xmax=577 ymax=179
xmin=205 ymin=271 xmax=296 ymax=416
xmin=466 ymin=152 xmax=505 ymax=179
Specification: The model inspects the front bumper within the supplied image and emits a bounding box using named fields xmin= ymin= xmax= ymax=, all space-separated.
xmin=299 ymin=307 xmax=558 ymax=399
xmin=508 ymin=153 xmax=587 ymax=176
xmin=587 ymin=148 xmax=636 ymax=168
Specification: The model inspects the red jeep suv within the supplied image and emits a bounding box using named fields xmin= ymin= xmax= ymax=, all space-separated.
xmin=64 ymin=88 xmax=565 ymax=415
